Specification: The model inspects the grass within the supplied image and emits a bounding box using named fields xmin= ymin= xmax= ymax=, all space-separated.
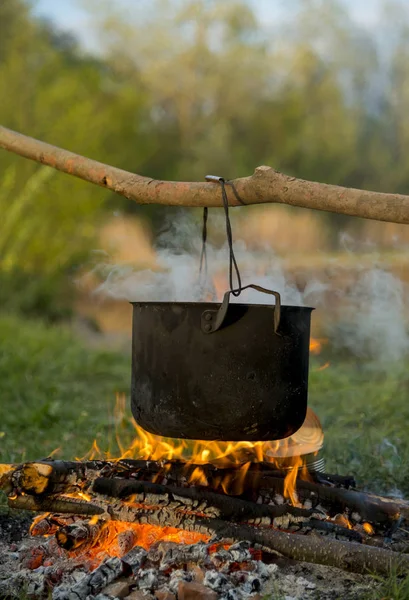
xmin=0 ymin=312 xmax=130 ymax=464
xmin=1 ymin=312 xmax=409 ymax=598
xmin=310 ymin=356 xmax=409 ymax=497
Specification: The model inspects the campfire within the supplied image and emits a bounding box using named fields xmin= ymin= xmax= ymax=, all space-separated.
xmin=1 ymin=389 xmax=409 ymax=599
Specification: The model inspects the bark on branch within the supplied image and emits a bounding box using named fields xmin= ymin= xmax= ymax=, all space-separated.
xmin=1 ymin=125 xmax=409 ymax=223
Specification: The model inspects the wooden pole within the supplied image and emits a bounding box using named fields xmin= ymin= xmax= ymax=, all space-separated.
xmin=1 ymin=125 xmax=409 ymax=223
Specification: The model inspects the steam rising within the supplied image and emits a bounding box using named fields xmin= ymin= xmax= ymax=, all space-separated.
xmin=330 ymin=268 xmax=409 ymax=363
xmin=90 ymin=213 xmax=409 ymax=364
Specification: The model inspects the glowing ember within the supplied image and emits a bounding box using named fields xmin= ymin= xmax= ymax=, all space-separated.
xmin=363 ymin=522 xmax=375 ymax=535
xmin=71 ymin=522 xmax=207 ymax=561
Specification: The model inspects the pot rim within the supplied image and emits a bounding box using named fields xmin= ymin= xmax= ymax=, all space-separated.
xmin=129 ymin=301 xmax=315 ymax=310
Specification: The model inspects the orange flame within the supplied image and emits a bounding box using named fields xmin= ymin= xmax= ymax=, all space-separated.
xmin=283 ymin=456 xmax=302 ymax=506
xmin=309 ymin=338 xmax=328 ymax=355
xmin=79 ymin=394 xmax=323 ymax=505
xmin=363 ymin=522 xmax=374 ymax=535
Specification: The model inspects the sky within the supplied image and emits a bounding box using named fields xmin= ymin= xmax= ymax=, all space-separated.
xmin=33 ymin=0 xmax=386 ymax=51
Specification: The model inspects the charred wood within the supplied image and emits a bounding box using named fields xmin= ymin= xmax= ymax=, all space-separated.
xmin=92 ymin=477 xmax=315 ymax=524
xmin=0 ymin=459 xmax=357 ymax=500
xmin=257 ymin=476 xmax=401 ymax=526
xmin=305 ymin=519 xmax=363 ymax=541
xmin=69 ymin=503 xmax=409 ymax=577
xmin=55 ymin=519 xmax=105 ymax=551
xmin=313 ymin=473 xmax=356 ymax=489
xmin=8 ymin=494 xmax=105 ymax=516
xmin=178 ymin=517 xmax=409 ymax=577
xmin=52 ymin=556 xmax=124 ymax=600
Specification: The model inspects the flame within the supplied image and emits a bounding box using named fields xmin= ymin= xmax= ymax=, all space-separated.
xmin=76 ymin=394 xmax=325 ymax=509
xmin=309 ymin=338 xmax=328 ymax=355
xmin=80 ymin=394 xmax=323 ymax=499
xmin=332 ymin=514 xmax=353 ymax=529
xmin=283 ymin=456 xmax=302 ymax=506
xmin=315 ymin=361 xmax=330 ymax=372
xmin=363 ymin=522 xmax=374 ymax=535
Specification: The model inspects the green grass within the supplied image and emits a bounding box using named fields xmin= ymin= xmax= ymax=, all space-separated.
xmin=0 ymin=312 xmax=130 ymax=464
xmin=310 ymin=357 xmax=409 ymax=497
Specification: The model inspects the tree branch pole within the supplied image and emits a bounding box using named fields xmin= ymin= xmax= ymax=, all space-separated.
xmin=1 ymin=125 xmax=409 ymax=223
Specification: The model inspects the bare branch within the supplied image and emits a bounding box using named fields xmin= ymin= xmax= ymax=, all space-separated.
xmin=1 ymin=125 xmax=409 ymax=223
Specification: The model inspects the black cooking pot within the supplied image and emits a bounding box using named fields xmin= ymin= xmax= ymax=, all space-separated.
xmin=130 ymin=284 xmax=314 ymax=441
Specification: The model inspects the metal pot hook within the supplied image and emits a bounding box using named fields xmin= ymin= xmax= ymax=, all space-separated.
xmin=201 ymin=284 xmax=281 ymax=334
xmin=200 ymin=176 xmax=281 ymax=335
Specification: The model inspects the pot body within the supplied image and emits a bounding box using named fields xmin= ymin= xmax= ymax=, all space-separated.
xmin=131 ymin=301 xmax=313 ymax=441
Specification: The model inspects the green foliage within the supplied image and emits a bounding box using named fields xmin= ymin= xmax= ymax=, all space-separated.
xmin=0 ymin=0 xmax=152 ymax=317
xmin=3 ymin=0 xmax=409 ymax=316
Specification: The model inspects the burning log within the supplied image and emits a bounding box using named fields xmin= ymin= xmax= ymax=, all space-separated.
xmin=55 ymin=519 xmax=105 ymax=551
xmin=3 ymin=458 xmax=357 ymax=499
xmin=3 ymin=458 xmax=409 ymax=578
xmin=91 ymin=477 xmax=315 ymax=524
xmin=8 ymin=460 xmax=116 ymax=495
xmin=186 ymin=518 xmax=409 ymax=577
xmin=257 ymin=476 xmax=401 ymax=527
xmin=8 ymin=494 xmax=104 ymax=517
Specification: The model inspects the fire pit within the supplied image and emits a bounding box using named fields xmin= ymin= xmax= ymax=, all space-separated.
xmin=1 ymin=404 xmax=409 ymax=599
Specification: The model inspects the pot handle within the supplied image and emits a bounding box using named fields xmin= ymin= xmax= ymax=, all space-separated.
xmin=201 ymin=284 xmax=281 ymax=334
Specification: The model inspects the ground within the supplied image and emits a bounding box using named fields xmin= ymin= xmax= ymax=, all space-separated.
xmin=1 ymin=312 xmax=409 ymax=598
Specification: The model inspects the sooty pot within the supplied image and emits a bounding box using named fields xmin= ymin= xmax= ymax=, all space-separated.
xmin=130 ymin=284 xmax=314 ymax=442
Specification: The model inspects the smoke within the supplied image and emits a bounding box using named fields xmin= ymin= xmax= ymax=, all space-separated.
xmin=329 ymin=266 xmax=409 ymax=363
xmin=88 ymin=213 xmax=409 ymax=365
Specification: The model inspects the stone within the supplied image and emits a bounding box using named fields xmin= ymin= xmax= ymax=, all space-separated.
xmin=103 ymin=579 xmax=131 ymax=598
xmin=177 ymin=581 xmax=218 ymax=600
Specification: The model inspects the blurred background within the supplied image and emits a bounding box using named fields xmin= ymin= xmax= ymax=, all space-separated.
xmin=2 ymin=0 xmax=409 ymax=341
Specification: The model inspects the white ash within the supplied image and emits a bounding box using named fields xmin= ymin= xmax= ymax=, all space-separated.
xmin=135 ymin=568 xmax=158 ymax=591
xmin=168 ymin=568 xmax=193 ymax=593
xmin=228 ymin=540 xmax=252 ymax=562
xmin=203 ymin=569 xmax=230 ymax=593
xmin=122 ymin=545 xmax=147 ymax=574
xmin=0 ymin=519 xmax=380 ymax=600
xmin=52 ymin=557 xmax=123 ymax=600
